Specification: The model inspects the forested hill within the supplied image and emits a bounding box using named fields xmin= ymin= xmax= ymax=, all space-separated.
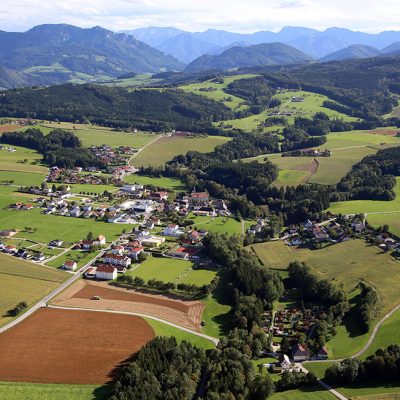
xmin=185 ymin=43 xmax=313 ymax=72
xmin=0 ymin=84 xmax=233 ymax=131
xmin=0 ymin=24 xmax=184 ymax=88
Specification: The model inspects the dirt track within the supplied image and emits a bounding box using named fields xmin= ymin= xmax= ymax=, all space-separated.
xmin=53 ymin=280 xmax=205 ymax=332
xmin=0 ymin=308 xmax=154 ymax=384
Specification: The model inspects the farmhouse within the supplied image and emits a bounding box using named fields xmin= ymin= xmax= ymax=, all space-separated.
xmin=4 ymin=245 xmax=17 ymax=254
xmin=291 ymin=343 xmax=310 ymax=361
xmin=190 ymin=191 xmax=209 ymax=207
xmin=127 ymin=246 xmax=144 ymax=260
xmin=95 ymin=264 xmax=117 ymax=280
xmin=64 ymin=260 xmax=77 ymax=271
xmin=278 ymin=354 xmax=291 ymax=370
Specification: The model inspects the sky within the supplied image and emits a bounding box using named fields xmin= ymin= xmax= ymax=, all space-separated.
xmin=0 ymin=0 xmax=399 ymax=33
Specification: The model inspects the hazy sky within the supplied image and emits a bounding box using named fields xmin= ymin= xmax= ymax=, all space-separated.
xmin=1 ymin=0 xmax=399 ymax=33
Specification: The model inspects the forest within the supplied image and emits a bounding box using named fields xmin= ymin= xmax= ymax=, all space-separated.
xmin=0 ymin=84 xmax=234 ymax=132
xmin=1 ymin=128 xmax=102 ymax=168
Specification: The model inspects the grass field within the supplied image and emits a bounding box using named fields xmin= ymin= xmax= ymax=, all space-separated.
xmin=0 ymin=382 xmax=110 ymax=400
xmin=244 ymin=130 xmax=400 ymax=186
xmin=0 ymin=171 xmax=45 ymax=186
xmin=185 ymin=214 xmax=251 ymax=235
xmin=179 ymin=74 xmax=259 ymax=111
xmin=272 ymin=91 xmax=358 ymax=123
xmin=201 ymin=271 xmax=233 ymax=337
xmin=123 ymin=174 xmax=187 ymax=191
xmin=330 ymin=178 xmax=400 ymax=235
xmin=68 ymin=183 xmax=118 ymax=194
xmin=251 ymin=239 xmax=400 ymax=358
xmin=0 ymin=253 xmax=67 ymax=326
xmin=269 ymin=386 xmax=336 ymax=400
xmin=131 ymin=135 xmax=231 ymax=168
xmin=146 ymin=318 xmax=215 ymax=349
xmin=128 ymin=256 xmax=217 ymax=286
xmin=0 ymin=146 xmax=47 ymax=174
xmin=29 ymin=123 xmax=158 ymax=149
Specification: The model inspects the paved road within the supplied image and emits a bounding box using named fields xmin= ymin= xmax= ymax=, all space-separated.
xmin=0 ymin=246 xmax=107 ymax=334
xmin=48 ymin=304 xmax=219 ymax=346
xmin=298 ymin=364 xmax=349 ymax=400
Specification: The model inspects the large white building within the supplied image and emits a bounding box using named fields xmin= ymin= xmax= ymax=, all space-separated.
xmin=103 ymin=253 xmax=132 ymax=267
xmin=95 ymin=265 xmax=117 ymax=280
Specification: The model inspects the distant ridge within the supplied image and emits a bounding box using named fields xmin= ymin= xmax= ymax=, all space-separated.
xmin=321 ymin=44 xmax=382 ymax=62
xmin=127 ymin=26 xmax=400 ymax=63
xmin=185 ymin=42 xmax=313 ymax=72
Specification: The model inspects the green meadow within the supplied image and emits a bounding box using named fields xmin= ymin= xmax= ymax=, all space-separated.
xmin=179 ymin=74 xmax=259 ymax=112
xmin=128 ymin=256 xmax=217 ymax=286
xmin=123 ymin=174 xmax=187 ymax=191
xmin=0 ymin=253 xmax=68 ymax=326
xmin=132 ymin=135 xmax=231 ymax=168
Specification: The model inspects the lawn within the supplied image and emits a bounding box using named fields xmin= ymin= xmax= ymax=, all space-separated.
xmin=68 ymin=183 xmax=118 ymax=194
xmin=131 ymin=135 xmax=231 ymax=168
xmin=179 ymin=74 xmax=259 ymax=112
xmin=0 ymin=253 xmax=67 ymax=326
xmin=251 ymin=239 xmax=400 ymax=358
xmin=185 ymin=214 xmax=252 ymax=235
xmin=123 ymin=174 xmax=187 ymax=191
xmin=46 ymin=249 xmax=100 ymax=269
xmin=0 ymin=382 xmax=110 ymax=400
xmin=128 ymin=256 xmax=217 ymax=286
xmin=145 ymin=318 xmax=215 ymax=349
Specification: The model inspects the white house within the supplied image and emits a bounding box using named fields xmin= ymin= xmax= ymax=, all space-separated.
xmin=94 ymin=235 xmax=106 ymax=246
xmin=110 ymin=246 xmax=125 ymax=256
xmin=95 ymin=264 xmax=117 ymax=280
xmin=122 ymin=184 xmax=144 ymax=193
xmin=278 ymin=354 xmax=291 ymax=370
xmin=163 ymin=224 xmax=184 ymax=237
xmin=64 ymin=260 xmax=77 ymax=271
xmin=128 ymin=246 xmax=144 ymax=260
xmin=103 ymin=253 xmax=131 ymax=267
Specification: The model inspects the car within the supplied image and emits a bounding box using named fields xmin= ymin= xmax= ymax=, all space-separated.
xmin=91 ymin=295 xmax=101 ymax=300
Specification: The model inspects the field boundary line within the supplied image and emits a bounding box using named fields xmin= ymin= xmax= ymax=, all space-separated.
xmin=48 ymin=304 xmax=219 ymax=346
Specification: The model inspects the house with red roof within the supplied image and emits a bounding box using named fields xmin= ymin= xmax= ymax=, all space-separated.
xmin=64 ymin=260 xmax=77 ymax=271
xmin=103 ymin=253 xmax=131 ymax=268
xmin=95 ymin=264 xmax=117 ymax=280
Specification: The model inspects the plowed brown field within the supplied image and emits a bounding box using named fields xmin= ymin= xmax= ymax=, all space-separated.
xmin=0 ymin=308 xmax=154 ymax=384
xmin=53 ymin=280 xmax=205 ymax=332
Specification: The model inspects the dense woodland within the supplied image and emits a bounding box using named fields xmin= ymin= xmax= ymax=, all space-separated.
xmin=0 ymin=85 xmax=234 ymax=132
xmin=325 ymin=345 xmax=400 ymax=386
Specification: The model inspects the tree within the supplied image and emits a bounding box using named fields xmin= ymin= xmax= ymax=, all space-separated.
xmin=87 ymin=231 xmax=94 ymax=241
xmin=280 ymin=337 xmax=291 ymax=355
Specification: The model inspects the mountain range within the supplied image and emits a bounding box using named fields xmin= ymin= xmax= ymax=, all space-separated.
xmin=2 ymin=24 xmax=400 ymax=88
xmin=0 ymin=24 xmax=183 ymax=88
xmin=124 ymin=26 xmax=400 ymax=63
xmin=185 ymin=43 xmax=313 ymax=72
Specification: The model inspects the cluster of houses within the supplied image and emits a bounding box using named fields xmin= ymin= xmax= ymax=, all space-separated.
xmin=89 ymin=144 xmax=137 ymax=166
xmin=247 ymin=218 xmax=269 ymax=235
xmin=47 ymin=167 xmax=115 ymax=186
xmin=0 ymin=145 xmax=16 ymax=152
xmin=282 ymin=148 xmax=332 ymax=158
xmin=284 ymin=216 xmax=400 ymax=255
